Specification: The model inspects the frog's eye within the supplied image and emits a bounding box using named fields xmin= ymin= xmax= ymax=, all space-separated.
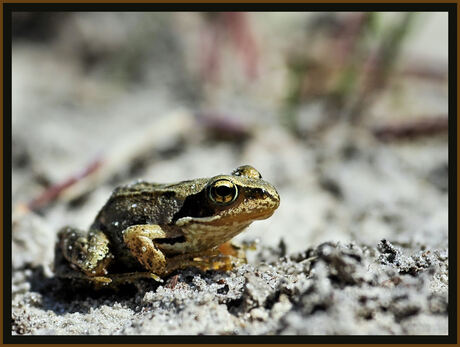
xmin=208 ymin=179 xmax=238 ymax=205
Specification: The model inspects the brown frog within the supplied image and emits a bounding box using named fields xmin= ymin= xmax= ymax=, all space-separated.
xmin=54 ymin=165 xmax=280 ymax=286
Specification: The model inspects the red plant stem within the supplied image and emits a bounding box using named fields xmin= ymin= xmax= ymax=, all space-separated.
xmin=27 ymin=157 xmax=104 ymax=211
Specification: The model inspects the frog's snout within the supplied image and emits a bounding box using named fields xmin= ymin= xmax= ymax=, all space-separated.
xmin=254 ymin=185 xmax=280 ymax=218
xmin=265 ymin=187 xmax=280 ymax=209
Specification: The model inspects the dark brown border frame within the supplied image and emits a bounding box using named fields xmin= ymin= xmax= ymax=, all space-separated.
xmin=1 ymin=1 xmax=457 ymax=345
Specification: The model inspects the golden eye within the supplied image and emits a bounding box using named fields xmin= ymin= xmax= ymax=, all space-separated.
xmin=208 ymin=179 xmax=238 ymax=205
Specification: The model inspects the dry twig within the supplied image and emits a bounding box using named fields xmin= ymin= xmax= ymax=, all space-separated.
xmin=372 ymin=116 xmax=448 ymax=141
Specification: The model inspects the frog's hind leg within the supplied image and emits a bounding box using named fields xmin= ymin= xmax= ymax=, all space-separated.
xmin=58 ymin=227 xmax=113 ymax=277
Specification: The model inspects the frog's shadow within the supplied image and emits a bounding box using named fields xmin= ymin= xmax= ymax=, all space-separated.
xmin=26 ymin=265 xmax=160 ymax=315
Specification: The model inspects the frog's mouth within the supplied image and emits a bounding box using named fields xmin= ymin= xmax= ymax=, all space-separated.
xmin=155 ymin=235 xmax=186 ymax=245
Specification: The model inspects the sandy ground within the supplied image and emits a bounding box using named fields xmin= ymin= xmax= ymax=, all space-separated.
xmin=10 ymin=12 xmax=449 ymax=336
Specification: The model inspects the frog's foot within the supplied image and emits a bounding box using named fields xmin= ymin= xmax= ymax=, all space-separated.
xmin=218 ymin=241 xmax=247 ymax=262
xmin=165 ymin=249 xmax=245 ymax=274
xmin=86 ymin=272 xmax=163 ymax=287
xmin=122 ymin=224 xmax=168 ymax=276
xmin=58 ymin=227 xmax=113 ymax=277
xmin=109 ymin=271 xmax=163 ymax=283
xmin=56 ymin=269 xmax=163 ymax=290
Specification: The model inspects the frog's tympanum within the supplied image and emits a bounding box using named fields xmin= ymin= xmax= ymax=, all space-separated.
xmin=54 ymin=165 xmax=280 ymax=286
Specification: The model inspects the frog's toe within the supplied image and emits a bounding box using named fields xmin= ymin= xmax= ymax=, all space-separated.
xmin=89 ymin=276 xmax=113 ymax=284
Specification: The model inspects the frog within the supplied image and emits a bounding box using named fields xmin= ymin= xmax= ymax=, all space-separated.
xmin=54 ymin=165 xmax=280 ymax=286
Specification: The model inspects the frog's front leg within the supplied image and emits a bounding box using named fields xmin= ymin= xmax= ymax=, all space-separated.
xmin=123 ymin=225 xmax=244 ymax=277
xmin=58 ymin=227 xmax=113 ymax=276
xmin=122 ymin=225 xmax=167 ymax=276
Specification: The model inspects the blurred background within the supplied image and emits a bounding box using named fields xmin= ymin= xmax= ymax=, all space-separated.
xmin=11 ymin=12 xmax=448 ymax=269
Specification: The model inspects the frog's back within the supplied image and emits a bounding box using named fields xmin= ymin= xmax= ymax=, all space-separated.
xmin=92 ymin=182 xmax=177 ymax=230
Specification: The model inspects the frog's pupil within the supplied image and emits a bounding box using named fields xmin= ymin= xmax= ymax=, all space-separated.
xmin=215 ymin=185 xmax=233 ymax=197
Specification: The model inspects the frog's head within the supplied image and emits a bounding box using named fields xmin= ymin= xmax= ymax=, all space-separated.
xmin=174 ymin=165 xmax=280 ymax=227
xmin=206 ymin=165 xmax=280 ymax=223
xmin=165 ymin=165 xmax=279 ymax=253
